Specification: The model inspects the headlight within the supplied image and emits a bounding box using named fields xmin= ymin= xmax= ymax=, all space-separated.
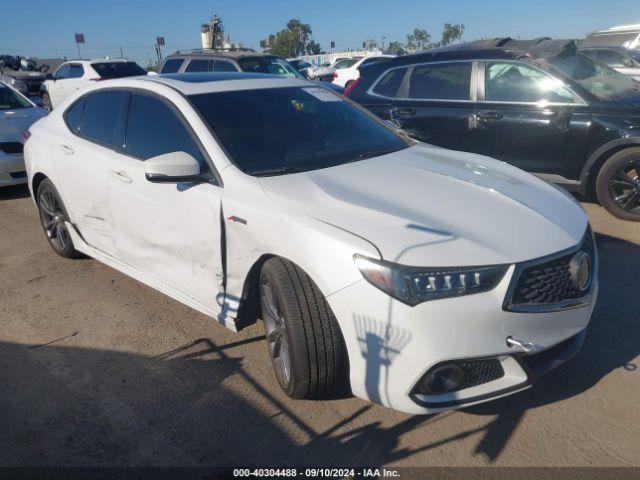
xmin=354 ymin=255 xmax=508 ymax=306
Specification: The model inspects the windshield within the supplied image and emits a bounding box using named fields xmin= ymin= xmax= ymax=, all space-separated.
xmin=549 ymin=51 xmax=640 ymax=102
xmin=91 ymin=62 xmax=146 ymax=79
xmin=0 ymin=85 xmax=31 ymax=110
xmin=189 ymin=86 xmax=409 ymax=176
xmin=237 ymin=57 xmax=303 ymax=78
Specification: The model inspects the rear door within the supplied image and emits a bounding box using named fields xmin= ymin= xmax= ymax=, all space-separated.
xmin=53 ymin=89 xmax=127 ymax=257
xmin=108 ymin=90 xmax=224 ymax=309
xmin=390 ymin=61 xmax=478 ymax=152
xmin=473 ymin=60 xmax=591 ymax=181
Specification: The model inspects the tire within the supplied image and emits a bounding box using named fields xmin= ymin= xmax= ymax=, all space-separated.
xmin=42 ymin=92 xmax=52 ymax=112
xmin=595 ymin=147 xmax=640 ymax=221
xmin=259 ymin=257 xmax=347 ymax=399
xmin=37 ymin=179 xmax=80 ymax=258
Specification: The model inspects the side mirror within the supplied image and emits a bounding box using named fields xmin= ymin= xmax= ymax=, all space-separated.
xmin=144 ymin=151 xmax=202 ymax=183
xmin=45 ymin=73 xmax=54 ymax=80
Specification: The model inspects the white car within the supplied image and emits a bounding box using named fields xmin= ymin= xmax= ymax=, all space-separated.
xmin=41 ymin=59 xmax=146 ymax=110
xmin=332 ymin=55 xmax=394 ymax=89
xmin=24 ymin=73 xmax=597 ymax=415
xmin=0 ymin=81 xmax=46 ymax=187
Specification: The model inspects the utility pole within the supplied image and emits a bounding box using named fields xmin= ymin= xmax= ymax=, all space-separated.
xmin=155 ymin=36 xmax=165 ymax=67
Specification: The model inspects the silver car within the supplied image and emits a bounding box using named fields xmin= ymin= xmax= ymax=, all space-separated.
xmin=0 ymin=81 xmax=46 ymax=187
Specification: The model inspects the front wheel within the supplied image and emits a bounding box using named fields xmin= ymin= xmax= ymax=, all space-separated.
xmin=37 ymin=179 xmax=80 ymax=258
xmin=596 ymin=148 xmax=640 ymax=221
xmin=260 ymin=258 xmax=347 ymax=399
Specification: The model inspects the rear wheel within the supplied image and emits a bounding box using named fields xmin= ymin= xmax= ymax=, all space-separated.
xmin=37 ymin=179 xmax=80 ymax=258
xmin=42 ymin=92 xmax=52 ymax=112
xmin=596 ymin=148 xmax=640 ymax=221
xmin=260 ymin=257 xmax=347 ymax=399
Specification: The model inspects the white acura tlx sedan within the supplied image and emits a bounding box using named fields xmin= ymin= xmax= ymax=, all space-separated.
xmin=23 ymin=73 xmax=598 ymax=414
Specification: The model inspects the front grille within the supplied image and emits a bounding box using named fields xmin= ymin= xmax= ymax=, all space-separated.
xmin=9 ymin=171 xmax=27 ymax=179
xmin=455 ymin=359 xmax=505 ymax=391
xmin=0 ymin=142 xmax=23 ymax=154
xmin=507 ymin=232 xmax=595 ymax=309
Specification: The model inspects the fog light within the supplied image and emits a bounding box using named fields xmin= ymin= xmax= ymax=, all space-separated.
xmin=423 ymin=364 xmax=464 ymax=394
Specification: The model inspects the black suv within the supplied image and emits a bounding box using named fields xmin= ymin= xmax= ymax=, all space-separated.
xmin=346 ymin=38 xmax=640 ymax=221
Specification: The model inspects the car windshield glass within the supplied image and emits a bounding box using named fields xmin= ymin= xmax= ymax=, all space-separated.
xmin=238 ymin=57 xmax=303 ymax=78
xmin=189 ymin=86 xmax=409 ymax=176
xmin=548 ymin=51 xmax=640 ymax=102
xmin=91 ymin=62 xmax=146 ymax=79
xmin=0 ymin=85 xmax=31 ymax=110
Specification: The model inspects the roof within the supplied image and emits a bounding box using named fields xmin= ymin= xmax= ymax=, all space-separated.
xmin=143 ymin=72 xmax=309 ymax=95
xmin=166 ymin=49 xmax=269 ymax=59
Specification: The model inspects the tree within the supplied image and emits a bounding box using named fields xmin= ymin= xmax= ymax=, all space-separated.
xmin=440 ymin=23 xmax=465 ymax=47
xmin=406 ymin=28 xmax=431 ymax=52
xmin=384 ymin=41 xmax=406 ymax=55
xmin=264 ymin=19 xmax=321 ymax=58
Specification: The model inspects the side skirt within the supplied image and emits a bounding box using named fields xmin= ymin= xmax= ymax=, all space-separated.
xmin=65 ymin=222 xmax=240 ymax=332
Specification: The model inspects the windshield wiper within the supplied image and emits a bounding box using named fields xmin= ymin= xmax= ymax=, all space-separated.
xmin=348 ymin=148 xmax=400 ymax=163
xmin=251 ymin=165 xmax=314 ymax=177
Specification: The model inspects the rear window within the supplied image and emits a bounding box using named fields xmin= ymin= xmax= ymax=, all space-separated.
xmin=408 ymin=62 xmax=472 ymax=100
xmin=91 ymin=62 xmax=146 ymax=79
xmin=160 ymin=59 xmax=183 ymax=74
xmin=372 ymin=68 xmax=407 ymax=98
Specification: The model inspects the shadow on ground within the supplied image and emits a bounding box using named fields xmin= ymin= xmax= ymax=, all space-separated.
xmin=0 ymin=184 xmax=31 ymax=201
xmin=1 ymin=225 xmax=638 ymax=465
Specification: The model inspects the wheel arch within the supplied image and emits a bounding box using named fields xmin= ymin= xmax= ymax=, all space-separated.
xmin=31 ymin=172 xmax=49 ymax=203
xmin=580 ymin=137 xmax=640 ymax=196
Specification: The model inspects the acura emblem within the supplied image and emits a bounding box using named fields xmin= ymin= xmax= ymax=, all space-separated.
xmin=569 ymin=251 xmax=592 ymax=292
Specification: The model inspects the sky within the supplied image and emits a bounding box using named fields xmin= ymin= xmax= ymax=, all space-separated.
xmin=1 ymin=0 xmax=639 ymax=67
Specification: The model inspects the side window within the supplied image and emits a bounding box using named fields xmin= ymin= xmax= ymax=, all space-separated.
xmin=160 ymin=58 xmax=183 ymax=74
xmin=372 ymin=68 xmax=407 ymax=97
xmin=485 ymin=62 xmax=575 ymax=103
xmin=408 ymin=62 xmax=472 ymax=100
xmin=55 ymin=65 xmax=70 ymax=80
xmin=124 ymin=92 xmax=206 ymax=169
xmin=68 ymin=64 xmax=84 ymax=78
xmin=596 ymin=50 xmax=625 ymax=68
xmin=63 ymin=98 xmax=84 ymax=133
xmin=214 ymin=60 xmax=237 ymax=72
xmin=185 ymin=59 xmax=211 ymax=72
xmin=80 ymin=90 xmax=126 ymax=147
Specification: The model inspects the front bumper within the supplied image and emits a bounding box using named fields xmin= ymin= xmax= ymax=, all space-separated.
xmin=326 ymin=264 xmax=597 ymax=415
xmin=0 ymin=152 xmax=27 ymax=187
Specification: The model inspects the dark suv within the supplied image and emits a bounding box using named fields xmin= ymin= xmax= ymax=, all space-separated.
xmin=346 ymin=38 xmax=640 ymax=221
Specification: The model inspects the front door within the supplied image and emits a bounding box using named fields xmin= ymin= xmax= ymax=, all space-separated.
xmin=391 ymin=61 xmax=478 ymax=152
xmin=472 ymin=60 xmax=592 ymax=181
xmin=108 ymin=90 xmax=224 ymax=310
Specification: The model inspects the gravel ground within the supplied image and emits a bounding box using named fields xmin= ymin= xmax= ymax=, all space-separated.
xmin=1 ymin=184 xmax=639 ymax=468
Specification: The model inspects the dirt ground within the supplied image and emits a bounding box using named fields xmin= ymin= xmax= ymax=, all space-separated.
xmin=1 ymin=183 xmax=639 ymax=468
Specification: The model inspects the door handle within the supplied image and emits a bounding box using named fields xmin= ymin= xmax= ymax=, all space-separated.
xmin=477 ymin=111 xmax=503 ymax=121
xmin=112 ymin=170 xmax=132 ymax=184
xmin=59 ymin=144 xmax=75 ymax=155
xmin=394 ymin=107 xmax=417 ymax=117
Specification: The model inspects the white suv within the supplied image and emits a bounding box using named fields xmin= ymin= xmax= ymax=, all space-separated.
xmin=41 ymin=59 xmax=146 ymax=110
xmin=24 ymin=73 xmax=597 ymax=415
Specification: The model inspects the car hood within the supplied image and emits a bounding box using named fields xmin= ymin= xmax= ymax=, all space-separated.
xmin=258 ymin=144 xmax=588 ymax=266
xmin=0 ymin=108 xmax=45 ymax=137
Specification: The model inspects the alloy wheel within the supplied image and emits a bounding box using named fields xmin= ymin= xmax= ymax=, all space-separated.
xmin=39 ymin=187 xmax=71 ymax=252
xmin=261 ymin=276 xmax=291 ymax=387
xmin=609 ymin=161 xmax=640 ymax=214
